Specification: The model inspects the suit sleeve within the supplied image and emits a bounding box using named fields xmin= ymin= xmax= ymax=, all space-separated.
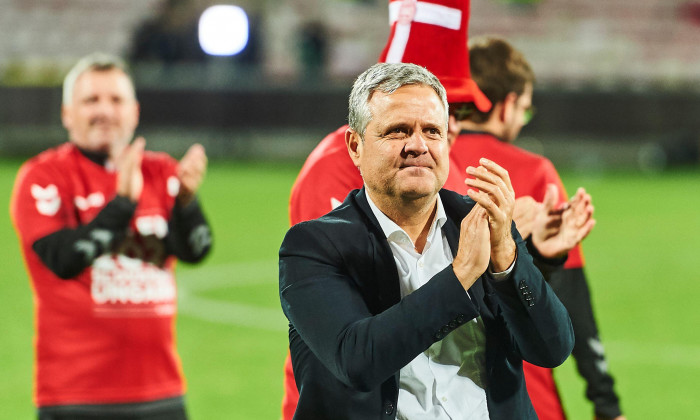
xmin=548 ymin=267 xmax=623 ymax=418
xmin=279 ymin=222 xmax=480 ymax=391
xmin=484 ymin=224 xmax=574 ymax=368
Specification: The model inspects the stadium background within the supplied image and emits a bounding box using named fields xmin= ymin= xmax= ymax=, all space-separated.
xmin=1 ymin=0 xmax=699 ymax=418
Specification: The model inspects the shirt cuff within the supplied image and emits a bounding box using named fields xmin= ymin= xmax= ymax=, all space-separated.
xmin=488 ymin=248 xmax=518 ymax=282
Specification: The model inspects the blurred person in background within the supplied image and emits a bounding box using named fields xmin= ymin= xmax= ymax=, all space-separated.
xmin=130 ymin=0 xmax=206 ymax=64
xmin=10 ymin=53 xmax=212 ymax=420
xmin=448 ymin=36 xmax=626 ymax=420
xmin=280 ymin=61 xmax=575 ymax=420
xmin=281 ymin=1 xmax=597 ymax=419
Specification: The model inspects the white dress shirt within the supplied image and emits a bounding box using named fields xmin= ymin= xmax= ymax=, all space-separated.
xmin=366 ymin=192 xmax=491 ymax=420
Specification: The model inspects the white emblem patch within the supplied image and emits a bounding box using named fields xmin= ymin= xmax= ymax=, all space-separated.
xmin=75 ymin=192 xmax=105 ymax=211
xmin=31 ymin=184 xmax=61 ymax=216
xmin=167 ymin=176 xmax=180 ymax=198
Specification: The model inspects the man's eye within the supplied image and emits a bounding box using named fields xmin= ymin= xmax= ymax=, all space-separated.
xmin=387 ymin=128 xmax=408 ymax=136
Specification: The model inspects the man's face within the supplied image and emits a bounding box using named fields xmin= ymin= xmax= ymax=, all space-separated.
xmin=502 ymin=82 xmax=533 ymax=143
xmin=61 ymin=68 xmax=139 ymax=156
xmin=349 ymin=84 xmax=449 ymax=204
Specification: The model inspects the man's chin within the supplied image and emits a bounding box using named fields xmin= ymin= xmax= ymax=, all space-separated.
xmin=399 ymin=166 xmax=433 ymax=176
xmin=397 ymin=181 xmax=441 ymax=200
xmin=87 ymin=135 xmax=129 ymax=153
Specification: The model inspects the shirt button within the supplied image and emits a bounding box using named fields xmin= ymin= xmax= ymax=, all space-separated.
xmin=442 ymin=396 xmax=448 ymax=402
xmin=418 ymin=261 xmax=424 ymax=268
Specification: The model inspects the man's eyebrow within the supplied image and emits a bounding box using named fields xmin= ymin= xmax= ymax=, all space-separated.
xmin=379 ymin=122 xmax=410 ymax=133
xmin=423 ymin=122 xmax=442 ymax=131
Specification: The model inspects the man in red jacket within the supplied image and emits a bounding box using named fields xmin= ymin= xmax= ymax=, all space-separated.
xmin=448 ymin=36 xmax=626 ymax=420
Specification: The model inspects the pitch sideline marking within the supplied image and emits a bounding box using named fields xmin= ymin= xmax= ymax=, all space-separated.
xmin=176 ymin=260 xmax=287 ymax=331
xmin=602 ymin=340 xmax=700 ymax=369
xmin=176 ymin=262 xmax=700 ymax=368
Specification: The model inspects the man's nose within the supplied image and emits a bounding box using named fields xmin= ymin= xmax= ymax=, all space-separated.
xmin=94 ymin=99 xmax=116 ymax=117
xmin=403 ymin=131 xmax=428 ymax=156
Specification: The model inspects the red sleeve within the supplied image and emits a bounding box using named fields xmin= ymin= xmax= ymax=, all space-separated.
xmin=541 ymin=159 xmax=568 ymax=204
xmin=289 ymin=151 xmax=363 ymax=226
xmin=281 ymin=352 xmax=298 ymax=420
xmin=10 ymin=160 xmax=77 ymax=246
xmin=444 ymin=155 xmax=468 ymax=194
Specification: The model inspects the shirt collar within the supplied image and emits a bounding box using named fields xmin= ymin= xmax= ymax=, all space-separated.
xmin=365 ymin=188 xmax=447 ymax=250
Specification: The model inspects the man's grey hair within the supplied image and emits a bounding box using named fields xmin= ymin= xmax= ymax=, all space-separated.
xmin=62 ymin=52 xmax=135 ymax=105
xmin=348 ymin=62 xmax=448 ymax=139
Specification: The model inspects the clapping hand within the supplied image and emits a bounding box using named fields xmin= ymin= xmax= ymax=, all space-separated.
xmin=464 ymin=158 xmax=517 ymax=272
xmin=177 ymin=143 xmax=207 ymax=206
xmin=531 ymin=184 xmax=596 ymax=258
xmin=512 ymin=196 xmax=540 ymax=239
xmin=452 ymin=204 xmax=491 ymax=290
xmin=115 ymin=137 xmax=145 ymax=203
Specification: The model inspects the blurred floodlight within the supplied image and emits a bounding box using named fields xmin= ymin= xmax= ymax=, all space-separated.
xmin=199 ymin=5 xmax=249 ymax=56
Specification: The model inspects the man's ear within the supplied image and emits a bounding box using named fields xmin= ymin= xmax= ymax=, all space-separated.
xmin=447 ymin=114 xmax=460 ymax=147
xmin=345 ymin=128 xmax=362 ymax=168
xmin=134 ymin=101 xmax=141 ymax=125
xmin=501 ymin=92 xmax=519 ymax=124
xmin=61 ymin=105 xmax=71 ymax=130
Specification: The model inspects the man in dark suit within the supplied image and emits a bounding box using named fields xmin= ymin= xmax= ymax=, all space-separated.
xmin=279 ymin=62 xmax=576 ymax=420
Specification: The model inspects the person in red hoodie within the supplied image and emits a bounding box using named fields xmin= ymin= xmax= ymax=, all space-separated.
xmin=282 ymin=1 xmax=599 ymax=419
xmin=448 ymin=36 xmax=626 ymax=420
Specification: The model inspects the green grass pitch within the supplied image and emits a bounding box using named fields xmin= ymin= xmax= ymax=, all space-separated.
xmin=1 ymin=158 xmax=698 ymax=419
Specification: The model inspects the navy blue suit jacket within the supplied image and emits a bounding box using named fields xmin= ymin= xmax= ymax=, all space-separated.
xmin=279 ymin=188 xmax=574 ymax=420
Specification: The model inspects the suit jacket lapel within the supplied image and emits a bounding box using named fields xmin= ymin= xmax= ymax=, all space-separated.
xmin=352 ymin=188 xmax=402 ymax=309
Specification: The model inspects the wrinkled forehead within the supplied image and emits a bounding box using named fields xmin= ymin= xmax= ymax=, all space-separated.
xmin=369 ymin=84 xmax=447 ymax=123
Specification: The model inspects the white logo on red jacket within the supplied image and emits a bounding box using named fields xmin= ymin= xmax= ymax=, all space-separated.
xmin=91 ymin=254 xmax=176 ymax=316
xmin=74 ymin=192 xmax=105 ymax=211
xmin=31 ymin=184 xmax=61 ymax=216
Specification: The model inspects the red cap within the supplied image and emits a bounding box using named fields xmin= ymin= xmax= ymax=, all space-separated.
xmin=378 ymin=0 xmax=491 ymax=111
